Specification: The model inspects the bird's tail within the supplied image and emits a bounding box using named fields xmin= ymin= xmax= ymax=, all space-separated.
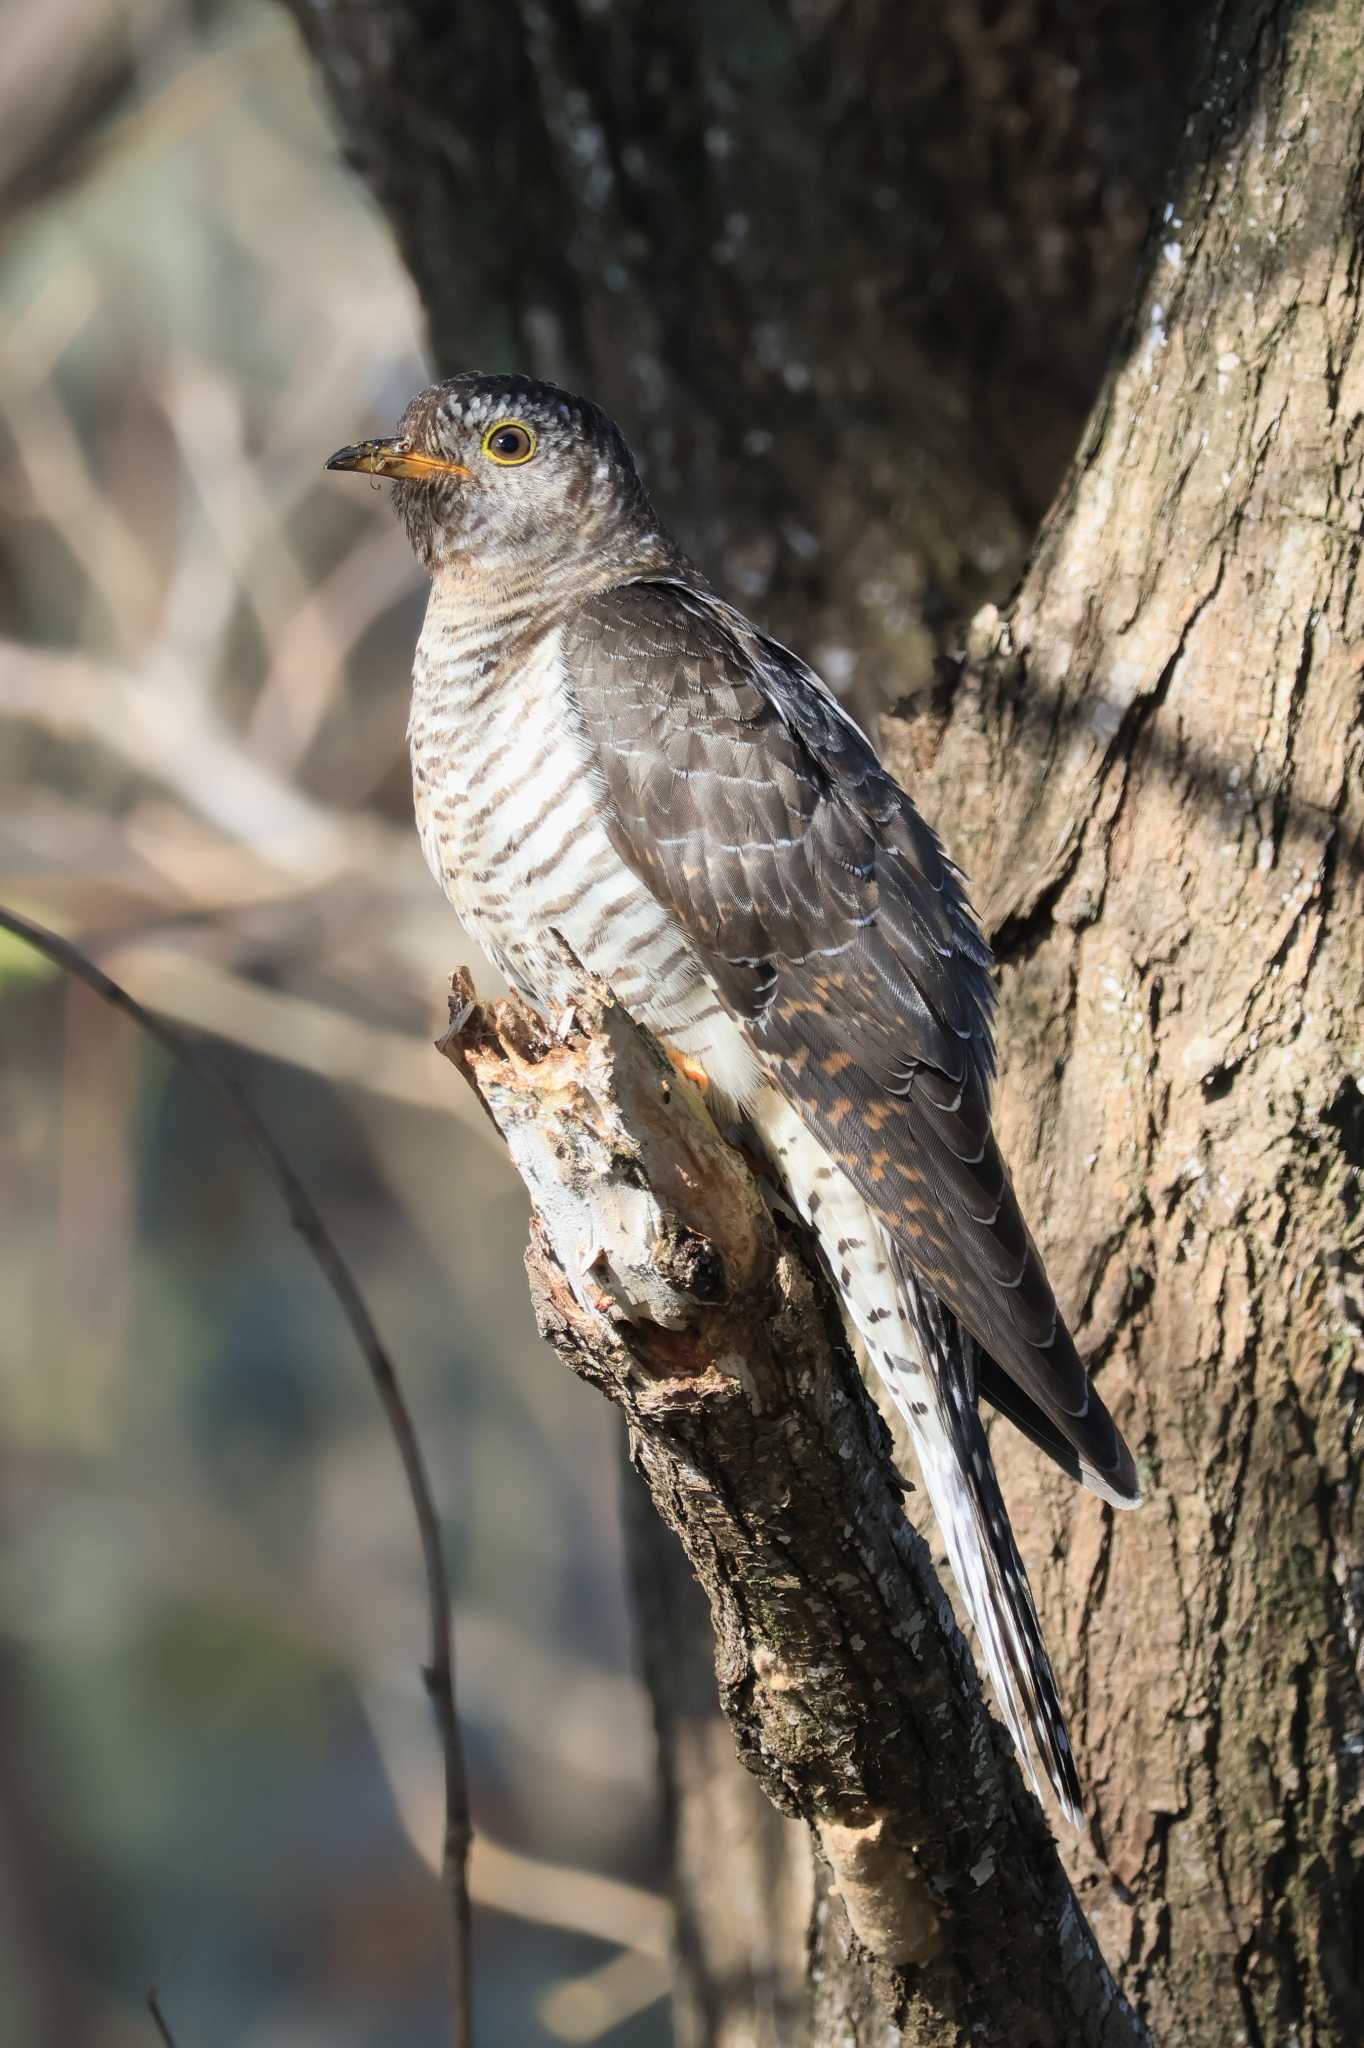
xmin=876 ymin=1236 xmax=1082 ymax=1824
xmin=752 ymin=1086 xmax=1082 ymax=1821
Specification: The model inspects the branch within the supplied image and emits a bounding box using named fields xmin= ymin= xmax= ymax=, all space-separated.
xmin=0 ymin=636 xmax=397 ymax=873
xmin=147 ymin=1989 xmax=179 ymax=2048
xmin=439 ymin=973 xmax=1147 ymax=2047
xmin=0 ymin=905 xmax=474 ymax=2048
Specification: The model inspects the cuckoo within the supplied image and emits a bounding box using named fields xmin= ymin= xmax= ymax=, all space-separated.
xmin=327 ymin=374 xmax=1140 ymax=1822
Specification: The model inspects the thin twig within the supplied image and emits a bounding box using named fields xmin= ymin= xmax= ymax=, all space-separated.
xmin=147 ymin=1988 xmax=179 ymax=2047
xmin=2 ymin=903 xmax=474 ymax=2048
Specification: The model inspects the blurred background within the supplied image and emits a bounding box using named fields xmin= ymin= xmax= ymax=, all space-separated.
xmin=0 ymin=2 xmax=671 ymax=2042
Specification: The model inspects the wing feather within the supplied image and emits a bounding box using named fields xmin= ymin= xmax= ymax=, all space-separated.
xmin=565 ymin=578 xmax=1137 ymax=1504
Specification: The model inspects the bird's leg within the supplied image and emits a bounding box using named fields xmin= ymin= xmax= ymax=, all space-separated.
xmin=663 ymin=1044 xmax=711 ymax=1093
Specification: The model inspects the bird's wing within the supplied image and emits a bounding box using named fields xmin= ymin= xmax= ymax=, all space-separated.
xmin=564 ymin=577 xmax=1137 ymax=1504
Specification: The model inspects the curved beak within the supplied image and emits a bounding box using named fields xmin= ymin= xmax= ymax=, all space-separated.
xmin=325 ymin=437 xmax=472 ymax=482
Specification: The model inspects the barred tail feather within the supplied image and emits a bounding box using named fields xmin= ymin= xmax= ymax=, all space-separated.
xmin=878 ymin=1238 xmax=1083 ymax=1824
xmin=752 ymin=1087 xmax=1083 ymax=1823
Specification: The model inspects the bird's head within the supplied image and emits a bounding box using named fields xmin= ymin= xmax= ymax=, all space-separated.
xmin=326 ymin=374 xmax=676 ymax=588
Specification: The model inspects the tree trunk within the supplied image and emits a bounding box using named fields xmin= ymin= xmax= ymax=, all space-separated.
xmin=289 ymin=0 xmax=1363 ymax=2040
xmin=439 ymin=974 xmax=1145 ymax=2047
xmin=619 ymin=1448 xmax=812 ymax=2048
xmin=886 ymin=4 xmax=1364 ymax=2039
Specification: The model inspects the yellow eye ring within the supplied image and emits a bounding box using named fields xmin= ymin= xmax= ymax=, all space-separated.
xmin=482 ymin=419 xmax=538 ymax=465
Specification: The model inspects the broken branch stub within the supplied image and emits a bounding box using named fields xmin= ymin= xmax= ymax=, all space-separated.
xmin=437 ymin=969 xmax=1145 ymax=2042
xmin=439 ymin=968 xmax=773 ymax=1347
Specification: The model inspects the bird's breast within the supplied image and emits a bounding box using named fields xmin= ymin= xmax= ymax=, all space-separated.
xmin=407 ymin=617 xmax=762 ymax=1107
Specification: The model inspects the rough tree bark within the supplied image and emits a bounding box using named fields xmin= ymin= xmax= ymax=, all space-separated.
xmin=886 ymin=6 xmax=1364 ymax=2040
xmin=439 ymin=973 xmax=1144 ymax=2047
xmin=290 ymin=1 xmax=1362 ymax=2041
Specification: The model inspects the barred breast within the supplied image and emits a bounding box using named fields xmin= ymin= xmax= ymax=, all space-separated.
xmin=408 ymin=604 xmax=761 ymax=1106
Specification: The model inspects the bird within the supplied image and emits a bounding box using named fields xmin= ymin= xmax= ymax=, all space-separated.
xmin=326 ymin=373 xmax=1140 ymax=1822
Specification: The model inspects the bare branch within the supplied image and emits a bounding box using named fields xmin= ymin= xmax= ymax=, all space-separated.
xmin=440 ymin=971 xmax=1147 ymax=2047
xmin=0 ymin=638 xmax=376 ymax=871
xmin=98 ymin=941 xmax=499 ymax=1147
xmin=0 ymin=904 xmax=474 ymax=2048
xmin=146 ymin=1988 xmax=178 ymax=2048
xmin=539 ymin=1949 xmax=667 ymax=2042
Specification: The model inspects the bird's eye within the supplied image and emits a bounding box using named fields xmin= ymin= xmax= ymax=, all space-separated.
xmin=482 ymin=420 xmax=537 ymax=465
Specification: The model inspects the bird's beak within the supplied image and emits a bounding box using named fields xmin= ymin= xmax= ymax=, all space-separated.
xmin=325 ymin=437 xmax=473 ymax=482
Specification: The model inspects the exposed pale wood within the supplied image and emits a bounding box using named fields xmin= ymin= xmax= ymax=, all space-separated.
xmin=439 ymin=974 xmax=1145 ymax=2047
